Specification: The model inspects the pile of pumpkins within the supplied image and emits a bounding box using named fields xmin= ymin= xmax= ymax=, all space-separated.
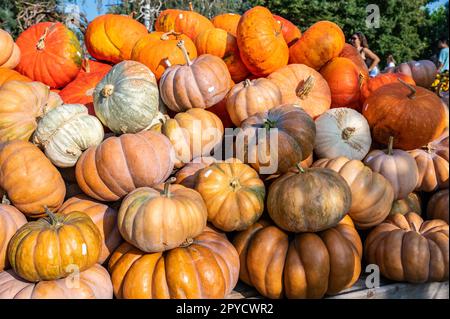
xmin=0 ymin=4 xmax=448 ymax=299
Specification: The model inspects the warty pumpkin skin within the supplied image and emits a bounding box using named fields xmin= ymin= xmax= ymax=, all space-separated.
xmin=226 ymin=78 xmax=282 ymax=126
xmin=273 ymin=15 xmax=301 ymax=46
xmin=15 ymin=22 xmax=82 ymax=88
xmin=175 ymin=156 xmax=217 ymax=189
xmin=0 ymin=264 xmax=113 ymax=299
xmin=360 ymin=73 xmax=415 ymax=103
xmin=394 ymin=60 xmax=437 ymax=88
xmin=195 ymin=161 xmax=265 ymax=232
xmin=365 ymin=212 xmax=449 ymax=283
xmin=389 ymin=192 xmax=422 ymax=217
xmin=8 ymin=210 xmax=102 ymax=282
xmin=362 ymin=81 xmax=447 ymax=150
xmin=0 ymin=29 xmax=20 ymax=69
xmin=313 ymin=157 xmax=394 ymax=229
xmin=211 ymin=13 xmax=241 ymax=36
xmin=0 ymin=68 xmax=31 ymax=87
xmin=58 ymin=195 xmax=122 ymax=264
xmin=85 ymin=14 xmax=148 ymax=64
xmin=267 ymin=63 xmax=331 ymax=119
xmin=159 ymin=40 xmax=232 ymax=112
xmin=0 ymin=140 xmax=66 ymax=217
xmin=339 ymin=43 xmax=369 ymax=80
xmin=427 ymin=189 xmax=449 ymax=224
xmin=289 ymin=21 xmax=345 ymax=70
xmin=75 ymin=130 xmax=175 ymax=202
xmin=236 ymin=6 xmax=289 ymax=76
xmin=268 ymin=165 xmax=351 ymax=232
xmin=108 ymin=227 xmax=240 ymax=299
xmin=233 ymin=215 xmax=362 ymax=299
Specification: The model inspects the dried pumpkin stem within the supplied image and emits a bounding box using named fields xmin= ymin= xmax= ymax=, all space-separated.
xmin=341 ymin=127 xmax=356 ymax=140
xmin=160 ymin=30 xmax=182 ymax=41
xmin=230 ymin=178 xmax=240 ymax=190
xmin=263 ymin=119 xmax=277 ymax=130
xmin=387 ymin=136 xmax=394 ymax=156
xmin=1 ymin=194 xmax=10 ymax=205
xmin=358 ymin=72 xmax=365 ymax=88
xmin=162 ymin=177 xmax=177 ymax=197
xmin=83 ymin=57 xmax=91 ymax=73
xmin=296 ymin=76 xmax=315 ymax=99
xmin=244 ymin=79 xmax=252 ymax=87
xmin=188 ymin=1 xmax=194 ymax=11
xmin=398 ymin=78 xmax=416 ymax=99
xmin=36 ymin=23 xmax=55 ymax=50
xmin=180 ymin=237 xmax=194 ymax=247
xmin=45 ymin=206 xmax=59 ymax=226
xmin=101 ymin=84 xmax=114 ymax=97
xmin=295 ymin=163 xmax=305 ymax=173
xmin=177 ymin=40 xmax=192 ymax=66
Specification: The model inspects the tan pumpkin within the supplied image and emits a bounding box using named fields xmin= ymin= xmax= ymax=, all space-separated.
xmin=427 ymin=189 xmax=449 ymax=224
xmin=0 ymin=29 xmax=20 ymax=69
xmin=389 ymin=193 xmax=422 ymax=216
xmin=313 ymin=157 xmax=394 ymax=229
xmin=175 ymin=156 xmax=217 ymax=188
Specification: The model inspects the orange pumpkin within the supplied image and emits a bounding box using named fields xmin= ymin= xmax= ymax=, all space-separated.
xmin=208 ymin=96 xmax=235 ymax=128
xmin=273 ymin=15 xmax=301 ymax=46
xmin=211 ymin=13 xmax=241 ymax=36
xmin=85 ymin=14 xmax=148 ymax=64
xmin=360 ymin=73 xmax=415 ymax=103
xmin=289 ymin=21 xmax=345 ymax=70
xmin=15 ymin=22 xmax=82 ymax=88
xmin=236 ymin=6 xmax=289 ymax=76
xmin=0 ymin=68 xmax=31 ymax=87
xmin=0 ymin=29 xmax=20 ymax=69
xmin=339 ymin=43 xmax=369 ymax=80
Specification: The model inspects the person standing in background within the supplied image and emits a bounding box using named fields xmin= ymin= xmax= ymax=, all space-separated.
xmin=351 ymin=31 xmax=381 ymax=77
xmin=386 ymin=55 xmax=396 ymax=68
xmin=438 ymin=38 xmax=449 ymax=72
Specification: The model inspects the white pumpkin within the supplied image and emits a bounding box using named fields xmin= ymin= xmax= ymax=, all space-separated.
xmin=314 ymin=108 xmax=372 ymax=160
xmin=94 ymin=61 xmax=160 ymax=134
xmin=33 ymin=104 xmax=104 ymax=168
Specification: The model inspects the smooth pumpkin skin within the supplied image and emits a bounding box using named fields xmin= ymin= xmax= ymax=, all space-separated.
xmin=395 ymin=60 xmax=437 ymax=88
xmin=0 ymin=202 xmax=27 ymax=271
xmin=289 ymin=21 xmax=345 ymax=70
xmin=108 ymin=227 xmax=240 ymax=299
xmin=195 ymin=161 xmax=265 ymax=232
xmin=362 ymin=82 xmax=447 ymax=150
xmin=85 ymin=14 xmax=148 ymax=64
xmin=360 ymin=73 xmax=415 ymax=103
xmin=8 ymin=211 xmax=102 ymax=282
xmin=58 ymin=195 xmax=122 ymax=264
xmin=0 ymin=140 xmax=66 ymax=217
xmin=0 ymin=264 xmax=113 ymax=299
xmin=75 ymin=131 xmax=175 ymax=202
xmin=236 ymin=6 xmax=289 ymax=76
xmin=0 ymin=29 xmax=20 ymax=69
xmin=233 ymin=216 xmax=362 ymax=299
xmin=268 ymin=166 xmax=351 ymax=232
xmin=15 ymin=22 xmax=82 ymax=88
xmin=339 ymin=43 xmax=369 ymax=80
xmin=207 ymin=95 xmax=235 ymax=129
xmin=313 ymin=157 xmax=394 ymax=229
xmin=226 ymin=78 xmax=282 ymax=126
xmin=0 ymin=68 xmax=31 ymax=87
xmin=427 ymin=189 xmax=449 ymax=224
xmin=365 ymin=213 xmax=449 ymax=283
xmin=175 ymin=157 xmax=217 ymax=189
xmin=390 ymin=192 xmax=422 ymax=217
xmin=273 ymin=15 xmax=301 ymax=46
xmin=268 ymin=63 xmax=331 ymax=119
xmin=211 ymin=13 xmax=241 ymax=36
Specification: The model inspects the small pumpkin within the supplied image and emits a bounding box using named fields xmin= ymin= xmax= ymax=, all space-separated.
xmin=273 ymin=15 xmax=301 ymax=46
xmin=365 ymin=212 xmax=449 ymax=283
xmin=175 ymin=156 xmax=217 ymax=188
xmin=360 ymin=73 xmax=415 ymax=103
xmin=0 ymin=68 xmax=31 ymax=87
xmin=427 ymin=189 xmax=449 ymax=224
xmin=108 ymin=227 xmax=239 ymax=299
xmin=211 ymin=13 xmax=241 ymax=36
xmin=390 ymin=193 xmax=422 ymax=216
xmin=339 ymin=43 xmax=369 ymax=80
xmin=395 ymin=60 xmax=437 ymax=88
xmin=314 ymin=108 xmax=372 ymax=160
xmin=0 ymin=29 xmax=20 ymax=69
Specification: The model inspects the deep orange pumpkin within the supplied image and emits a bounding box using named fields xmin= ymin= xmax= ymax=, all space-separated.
xmin=211 ymin=13 xmax=241 ymax=37
xmin=360 ymin=73 xmax=415 ymax=103
xmin=0 ymin=68 xmax=31 ymax=87
xmin=339 ymin=43 xmax=369 ymax=80
xmin=273 ymin=15 xmax=301 ymax=46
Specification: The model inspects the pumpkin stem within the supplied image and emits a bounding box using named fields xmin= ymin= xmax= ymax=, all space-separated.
xmin=101 ymin=84 xmax=114 ymax=97
xmin=160 ymin=30 xmax=182 ymax=41
xmin=188 ymin=1 xmax=194 ymax=11
xmin=45 ymin=206 xmax=59 ymax=226
xmin=341 ymin=127 xmax=356 ymax=140
xmin=230 ymin=178 xmax=240 ymax=190
xmin=244 ymin=79 xmax=252 ymax=87
xmin=263 ymin=119 xmax=277 ymax=130
xmin=296 ymin=76 xmax=315 ymax=99
xmin=398 ymin=78 xmax=416 ymax=99
xmin=36 ymin=23 xmax=55 ymax=50
xmin=83 ymin=57 xmax=91 ymax=73
xmin=162 ymin=58 xmax=172 ymax=68
xmin=162 ymin=177 xmax=176 ymax=197
xmin=358 ymin=72 xmax=365 ymax=88
xmin=295 ymin=163 xmax=306 ymax=173
xmin=387 ymin=136 xmax=394 ymax=156
xmin=1 ymin=194 xmax=11 ymax=205
xmin=180 ymin=237 xmax=194 ymax=247
xmin=177 ymin=40 xmax=192 ymax=66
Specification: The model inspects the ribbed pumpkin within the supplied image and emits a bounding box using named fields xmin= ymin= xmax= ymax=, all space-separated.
xmin=314 ymin=108 xmax=372 ymax=160
xmin=175 ymin=156 xmax=216 ymax=188
xmin=118 ymin=179 xmax=207 ymax=253
xmin=57 ymin=195 xmax=122 ymax=264
xmin=339 ymin=43 xmax=369 ymax=80
xmin=162 ymin=108 xmax=223 ymax=167
xmin=15 ymin=22 xmax=82 ymax=88
xmin=390 ymin=193 xmax=422 ymax=216
xmin=233 ymin=215 xmax=362 ymax=299
xmin=395 ymin=60 xmax=437 ymax=88
xmin=267 ymin=64 xmax=331 ymax=119
xmin=0 ymin=141 xmax=66 ymax=217
xmin=360 ymin=73 xmax=415 ymax=103
xmin=108 ymin=227 xmax=240 ymax=299
xmin=85 ymin=14 xmax=148 ymax=64
xmin=273 ymin=15 xmax=301 ymax=46
xmin=75 ymin=131 xmax=174 ymax=202
xmin=0 ymin=80 xmax=63 ymax=142
xmin=195 ymin=161 xmax=265 ymax=231
xmin=0 ymin=68 xmax=31 ymax=87
xmin=94 ymin=61 xmax=159 ymax=134
xmin=365 ymin=213 xmax=449 ymax=283
xmin=313 ymin=157 xmax=394 ymax=229
xmin=268 ymin=165 xmax=351 ymax=232
xmin=238 ymin=105 xmax=316 ymax=175
xmin=207 ymin=95 xmax=235 ymax=128
xmin=236 ymin=6 xmax=289 ymax=76
xmin=427 ymin=189 xmax=449 ymax=223
xmin=0 ymin=29 xmax=20 ymax=69
xmin=226 ymin=78 xmax=282 ymax=126
xmin=289 ymin=21 xmax=345 ymax=70
xmin=159 ymin=40 xmax=231 ymax=112
xmin=194 ymin=28 xmax=250 ymax=82
xmin=211 ymin=13 xmax=241 ymax=36
xmin=32 ymin=104 xmax=104 ymax=168
xmin=0 ymin=264 xmax=113 ymax=299
xmin=362 ymin=81 xmax=447 ymax=150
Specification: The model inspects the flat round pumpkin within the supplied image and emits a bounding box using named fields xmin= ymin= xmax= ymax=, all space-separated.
xmin=211 ymin=13 xmax=241 ymax=36
xmin=427 ymin=189 xmax=449 ymax=224
xmin=390 ymin=192 xmax=422 ymax=217
xmin=175 ymin=156 xmax=217 ymax=189
xmin=0 ymin=68 xmax=31 ymax=87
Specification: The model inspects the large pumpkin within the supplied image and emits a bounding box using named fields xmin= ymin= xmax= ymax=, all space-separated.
xmin=108 ymin=227 xmax=240 ymax=299
xmin=360 ymin=73 xmax=415 ymax=103
xmin=395 ymin=60 xmax=437 ymax=88
xmin=15 ymin=22 xmax=82 ymax=88
xmin=268 ymin=165 xmax=351 ymax=232
xmin=314 ymin=108 xmax=372 ymax=160
xmin=75 ymin=131 xmax=174 ymax=202
xmin=365 ymin=213 xmax=448 ymax=283
xmin=0 ymin=140 xmax=66 ymax=217
xmin=427 ymin=189 xmax=449 ymax=224
xmin=363 ymin=81 xmax=447 ymax=150
xmin=0 ymin=68 xmax=31 ymax=87
xmin=390 ymin=193 xmax=422 ymax=216
xmin=0 ymin=29 xmax=20 ymax=69
xmin=211 ymin=13 xmax=241 ymax=36
xmin=236 ymin=6 xmax=289 ymax=76
xmin=313 ymin=157 xmax=394 ymax=229
xmin=159 ymin=40 xmax=232 ymax=112
xmin=85 ymin=14 xmax=148 ymax=64
xmin=175 ymin=156 xmax=216 ymax=188
xmin=226 ymin=78 xmax=282 ymax=126
xmin=8 ymin=210 xmax=102 ymax=282
xmin=233 ymin=215 xmax=362 ymax=299
xmin=0 ymin=264 xmax=113 ymax=299
xmin=238 ymin=105 xmax=316 ymax=174
xmin=273 ymin=15 xmax=301 ymax=46
xmin=289 ymin=21 xmax=345 ymax=70
xmin=195 ymin=161 xmax=265 ymax=231
xmin=267 ymin=64 xmax=331 ymax=119
xmin=58 ymin=195 xmax=122 ymax=264
xmin=339 ymin=43 xmax=369 ymax=80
